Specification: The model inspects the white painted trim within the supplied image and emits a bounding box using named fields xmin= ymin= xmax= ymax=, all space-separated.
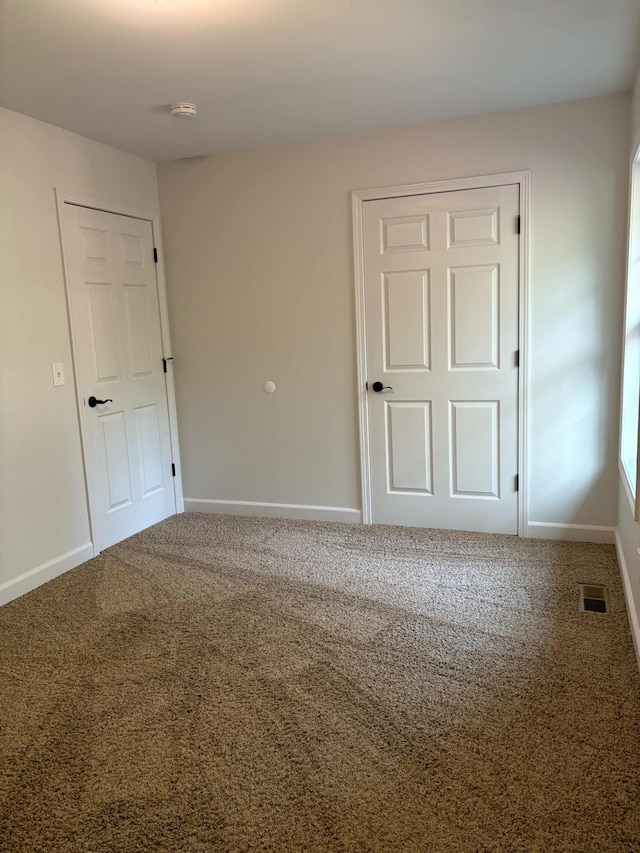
xmin=526 ymin=522 xmax=616 ymax=544
xmin=352 ymin=171 xmax=533 ymax=202
xmin=517 ymin=173 xmax=532 ymax=539
xmin=55 ymin=189 xmax=184 ymax=551
xmin=618 ymin=136 xmax=640 ymax=522
xmin=184 ymin=498 xmax=362 ymax=523
xmin=352 ymin=171 xmax=531 ymax=534
xmin=0 ymin=543 xmax=94 ymax=607
xmin=619 ymin=463 xmax=636 ymax=517
xmin=614 ymin=528 xmax=640 ymax=674
xmin=151 ymin=215 xmax=184 ymax=514
xmin=352 ymin=190 xmax=373 ymax=525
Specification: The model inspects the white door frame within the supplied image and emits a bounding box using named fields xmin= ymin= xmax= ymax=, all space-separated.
xmin=55 ymin=189 xmax=184 ymax=555
xmin=352 ymin=170 xmax=531 ymax=536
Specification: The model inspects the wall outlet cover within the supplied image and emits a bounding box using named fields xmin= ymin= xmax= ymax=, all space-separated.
xmin=52 ymin=363 xmax=65 ymax=386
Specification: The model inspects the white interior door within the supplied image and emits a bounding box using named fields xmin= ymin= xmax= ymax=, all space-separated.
xmin=363 ymin=184 xmax=520 ymax=534
xmin=62 ymin=204 xmax=176 ymax=551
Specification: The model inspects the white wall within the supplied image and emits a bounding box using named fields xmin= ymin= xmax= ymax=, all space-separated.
xmin=0 ymin=107 xmax=160 ymax=603
xmin=616 ymin=64 xmax=640 ymax=664
xmin=158 ymin=94 xmax=629 ymax=531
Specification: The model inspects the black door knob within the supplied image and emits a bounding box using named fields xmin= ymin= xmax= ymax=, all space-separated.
xmin=88 ymin=396 xmax=113 ymax=408
xmin=372 ymin=382 xmax=393 ymax=393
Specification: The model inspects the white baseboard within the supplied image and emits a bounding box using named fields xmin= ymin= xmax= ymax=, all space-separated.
xmin=184 ymin=498 xmax=362 ymax=524
xmin=526 ymin=522 xmax=616 ymax=544
xmin=614 ymin=528 xmax=640 ymax=674
xmin=0 ymin=543 xmax=94 ymax=607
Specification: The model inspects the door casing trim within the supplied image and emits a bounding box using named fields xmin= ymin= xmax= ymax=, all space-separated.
xmin=352 ymin=171 xmax=531 ymax=536
xmin=55 ymin=189 xmax=184 ymax=556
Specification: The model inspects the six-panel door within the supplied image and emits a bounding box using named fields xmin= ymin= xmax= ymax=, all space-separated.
xmin=363 ymin=185 xmax=519 ymax=533
xmin=63 ymin=204 xmax=176 ymax=551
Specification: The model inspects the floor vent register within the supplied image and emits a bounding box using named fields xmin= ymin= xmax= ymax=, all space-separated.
xmin=579 ymin=583 xmax=609 ymax=614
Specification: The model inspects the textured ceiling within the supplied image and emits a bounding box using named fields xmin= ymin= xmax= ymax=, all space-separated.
xmin=1 ymin=0 xmax=639 ymax=162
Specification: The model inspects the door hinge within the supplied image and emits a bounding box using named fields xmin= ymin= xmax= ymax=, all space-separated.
xmin=514 ymin=474 xmax=519 ymax=492
xmin=365 ymin=381 xmax=368 ymax=391
xmin=171 ymin=463 xmax=176 ymax=477
xmin=515 ymin=215 xmax=521 ymax=235
xmin=514 ymin=349 xmax=520 ymax=368
xmin=153 ymin=247 xmax=158 ymax=263
xmin=162 ymin=356 xmax=174 ymax=373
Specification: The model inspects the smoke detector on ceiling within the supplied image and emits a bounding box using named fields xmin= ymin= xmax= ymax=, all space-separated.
xmin=170 ymin=103 xmax=198 ymax=119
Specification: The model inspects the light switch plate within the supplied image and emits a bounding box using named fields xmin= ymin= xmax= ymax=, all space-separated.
xmin=52 ymin=362 xmax=65 ymax=387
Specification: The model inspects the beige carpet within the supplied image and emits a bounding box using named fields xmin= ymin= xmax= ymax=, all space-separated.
xmin=1 ymin=514 xmax=639 ymax=852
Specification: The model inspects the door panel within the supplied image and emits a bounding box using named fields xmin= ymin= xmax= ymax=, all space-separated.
xmin=384 ymin=271 xmax=431 ymax=370
xmin=386 ymin=401 xmax=433 ymax=494
xmin=449 ymin=401 xmax=499 ymax=497
xmin=63 ymin=204 xmax=176 ymax=550
xmin=135 ymin=404 xmax=164 ymax=496
xmin=363 ymin=184 xmax=519 ymax=534
xmin=100 ymin=410 xmax=133 ymax=511
xmin=381 ymin=215 xmax=430 ymax=253
xmin=448 ymin=265 xmax=499 ymax=369
xmin=87 ymin=285 xmax=120 ymax=382
xmin=448 ymin=207 xmax=499 ymax=247
xmin=80 ymin=225 xmax=108 ymax=262
xmin=119 ymin=231 xmax=146 ymax=267
xmin=125 ymin=285 xmax=154 ymax=378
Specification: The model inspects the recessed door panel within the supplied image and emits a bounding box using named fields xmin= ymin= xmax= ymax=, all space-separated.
xmin=448 ymin=208 xmax=499 ymax=247
xmin=80 ymin=227 xmax=108 ymax=263
xmin=448 ymin=265 xmax=499 ymax=369
xmin=450 ymin=401 xmax=499 ymax=498
xmin=120 ymin=232 xmax=146 ymax=267
xmin=87 ymin=284 xmax=120 ymax=383
xmin=135 ymin=404 xmax=164 ymax=496
xmin=386 ymin=401 xmax=433 ymax=494
xmin=384 ymin=271 xmax=431 ymax=370
xmin=381 ymin=215 xmax=429 ymax=253
xmin=100 ymin=411 xmax=133 ymax=511
xmin=125 ymin=284 xmax=153 ymax=378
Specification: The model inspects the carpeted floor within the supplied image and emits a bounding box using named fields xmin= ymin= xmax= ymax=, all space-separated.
xmin=1 ymin=514 xmax=639 ymax=852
